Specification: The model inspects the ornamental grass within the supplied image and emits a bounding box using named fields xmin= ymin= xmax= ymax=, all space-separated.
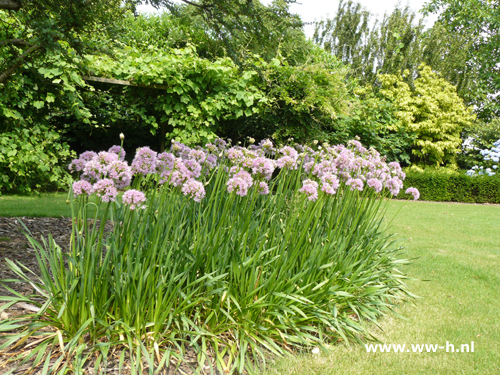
xmin=0 ymin=138 xmax=418 ymax=374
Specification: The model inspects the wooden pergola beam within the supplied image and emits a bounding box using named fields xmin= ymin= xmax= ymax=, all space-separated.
xmin=82 ymin=75 xmax=168 ymax=90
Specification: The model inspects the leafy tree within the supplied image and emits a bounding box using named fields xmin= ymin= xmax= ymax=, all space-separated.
xmin=0 ymin=0 xmax=125 ymax=84
xmin=313 ymin=1 xmax=474 ymax=99
xmin=458 ymin=118 xmax=500 ymax=170
xmin=379 ymin=64 xmax=475 ymax=167
xmin=423 ymin=0 xmax=500 ymax=119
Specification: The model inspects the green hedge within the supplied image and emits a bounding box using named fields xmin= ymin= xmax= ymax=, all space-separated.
xmin=398 ymin=171 xmax=500 ymax=203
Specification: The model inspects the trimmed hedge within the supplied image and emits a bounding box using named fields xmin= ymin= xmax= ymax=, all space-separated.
xmin=397 ymin=171 xmax=500 ymax=203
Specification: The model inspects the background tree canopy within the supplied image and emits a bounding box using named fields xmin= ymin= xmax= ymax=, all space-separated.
xmin=0 ymin=0 xmax=498 ymax=193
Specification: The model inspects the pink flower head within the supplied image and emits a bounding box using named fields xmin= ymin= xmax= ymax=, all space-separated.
xmin=277 ymin=156 xmax=298 ymax=170
xmin=205 ymin=154 xmax=218 ymax=169
xmin=107 ymin=160 xmax=133 ymax=189
xmin=122 ymin=189 xmax=146 ymax=210
xmin=108 ymin=145 xmax=126 ymax=161
xmin=79 ymin=151 xmax=97 ymax=162
xmin=233 ymin=170 xmax=253 ymax=187
xmin=367 ymin=178 xmax=383 ymax=193
xmin=279 ymin=146 xmax=299 ymax=160
xmin=385 ymin=177 xmax=403 ymax=196
xmin=96 ymin=151 xmax=119 ymax=168
xmin=346 ymin=178 xmax=364 ymax=192
xmin=131 ymin=147 xmax=157 ymax=176
xmin=299 ymin=179 xmax=319 ymax=201
xmin=92 ymin=179 xmax=118 ymax=202
xmin=181 ymin=179 xmax=206 ymax=202
xmin=68 ymin=158 xmax=87 ymax=173
xmin=82 ymin=159 xmax=106 ymax=183
xmin=188 ymin=149 xmax=207 ymax=164
xmin=227 ymin=177 xmax=249 ymax=197
xmin=405 ymin=187 xmax=420 ymax=200
xmin=251 ymin=157 xmax=275 ymax=180
xmin=321 ymin=172 xmax=340 ymax=189
xmin=184 ymin=159 xmax=202 ymax=178
xmin=72 ymin=180 xmax=93 ymax=196
xmin=258 ymin=181 xmax=270 ymax=195
xmin=227 ymin=147 xmax=245 ymax=164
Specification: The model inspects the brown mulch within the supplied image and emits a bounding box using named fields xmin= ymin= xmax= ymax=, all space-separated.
xmin=0 ymin=217 xmax=230 ymax=375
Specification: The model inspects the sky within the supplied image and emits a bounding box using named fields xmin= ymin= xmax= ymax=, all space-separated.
xmin=137 ymin=0 xmax=439 ymax=39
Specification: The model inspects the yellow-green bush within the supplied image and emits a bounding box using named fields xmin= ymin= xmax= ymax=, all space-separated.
xmin=379 ymin=63 xmax=475 ymax=167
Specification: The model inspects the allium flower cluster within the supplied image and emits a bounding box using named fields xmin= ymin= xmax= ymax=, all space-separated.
xmin=122 ymin=189 xmax=146 ymax=210
xmin=108 ymin=145 xmax=126 ymax=160
xmin=132 ymin=147 xmax=157 ymax=176
xmin=405 ymin=187 xmax=420 ymax=200
xmin=181 ymin=179 xmax=206 ymax=202
xmin=300 ymin=179 xmax=319 ymax=201
xmin=93 ymin=179 xmax=118 ymax=202
xmin=72 ymin=180 xmax=93 ymax=196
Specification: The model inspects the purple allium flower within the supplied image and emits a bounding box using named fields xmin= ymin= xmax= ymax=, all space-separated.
xmin=277 ymin=155 xmax=298 ymax=169
xmin=82 ymin=159 xmax=106 ymax=183
xmin=405 ymin=187 xmax=420 ymax=200
xmin=206 ymin=143 xmax=217 ymax=153
xmin=279 ymin=146 xmax=299 ymax=159
xmin=205 ymin=154 xmax=218 ymax=169
xmin=96 ymin=151 xmax=119 ymax=168
xmin=227 ymin=177 xmax=249 ymax=197
xmin=385 ymin=177 xmax=403 ymax=196
xmin=258 ymin=181 xmax=269 ymax=195
xmin=233 ymin=170 xmax=253 ymax=187
xmin=156 ymin=152 xmax=176 ymax=174
xmin=68 ymin=158 xmax=87 ymax=173
xmin=92 ymin=179 xmax=118 ymax=202
xmin=72 ymin=180 xmax=93 ymax=196
xmin=299 ymin=179 xmax=319 ymax=201
xmin=251 ymin=157 xmax=275 ymax=180
xmin=367 ymin=178 xmax=383 ymax=193
xmin=321 ymin=172 xmax=340 ymax=189
xmin=108 ymin=145 xmax=126 ymax=161
xmin=321 ymin=183 xmax=337 ymax=195
xmin=122 ymin=189 xmax=146 ymax=210
xmin=214 ymin=138 xmax=227 ymax=150
xmin=184 ymin=159 xmax=202 ymax=178
xmin=227 ymin=148 xmax=245 ymax=164
xmin=188 ymin=149 xmax=207 ymax=164
xmin=131 ymin=147 xmax=157 ymax=176
xmin=79 ymin=151 xmax=97 ymax=162
xmin=107 ymin=161 xmax=133 ymax=189
xmin=346 ymin=178 xmax=364 ymax=192
xmin=181 ymin=179 xmax=206 ymax=202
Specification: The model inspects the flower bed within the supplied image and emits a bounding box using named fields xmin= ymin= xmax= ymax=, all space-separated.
xmin=1 ymin=138 xmax=418 ymax=374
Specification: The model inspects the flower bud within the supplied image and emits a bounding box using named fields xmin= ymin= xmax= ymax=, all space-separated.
xmin=119 ymin=133 xmax=125 ymax=140
xmin=248 ymin=137 xmax=255 ymax=144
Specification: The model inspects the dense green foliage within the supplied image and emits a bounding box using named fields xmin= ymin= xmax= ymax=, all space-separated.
xmin=423 ymin=0 xmax=500 ymax=119
xmin=378 ymin=64 xmax=475 ymax=167
xmin=458 ymin=118 xmax=500 ymax=170
xmin=313 ymin=1 xmax=474 ymax=99
xmin=1 ymin=143 xmax=411 ymax=374
xmin=398 ymin=170 xmax=500 ymax=203
xmin=0 ymin=124 xmax=73 ymax=193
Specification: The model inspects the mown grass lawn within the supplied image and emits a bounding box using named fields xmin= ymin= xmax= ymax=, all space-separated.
xmin=261 ymin=200 xmax=500 ymax=375
xmin=1 ymin=195 xmax=499 ymax=374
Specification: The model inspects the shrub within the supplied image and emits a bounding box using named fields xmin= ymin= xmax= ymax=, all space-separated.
xmin=0 ymin=124 xmax=74 ymax=194
xmin=1 ymin=139 xmax=417 ymax=374
xmin=378 ymin=63 xmax=476 ymax=167
xmin=458 ymin=118 xmax=500 ymax=170
xmin=398 ymin=169 xmax=500 ymax=203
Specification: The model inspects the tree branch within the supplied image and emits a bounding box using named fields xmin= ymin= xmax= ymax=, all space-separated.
xmin=0 ymin=0 xmax=21 ymax=11
xmin=0 ymin=39 xmax=32 ymax=47
xmin=179 ymin=0 xmax=213 ymax=10
xmin=0 ymin=44 xmax=43 ymax=84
